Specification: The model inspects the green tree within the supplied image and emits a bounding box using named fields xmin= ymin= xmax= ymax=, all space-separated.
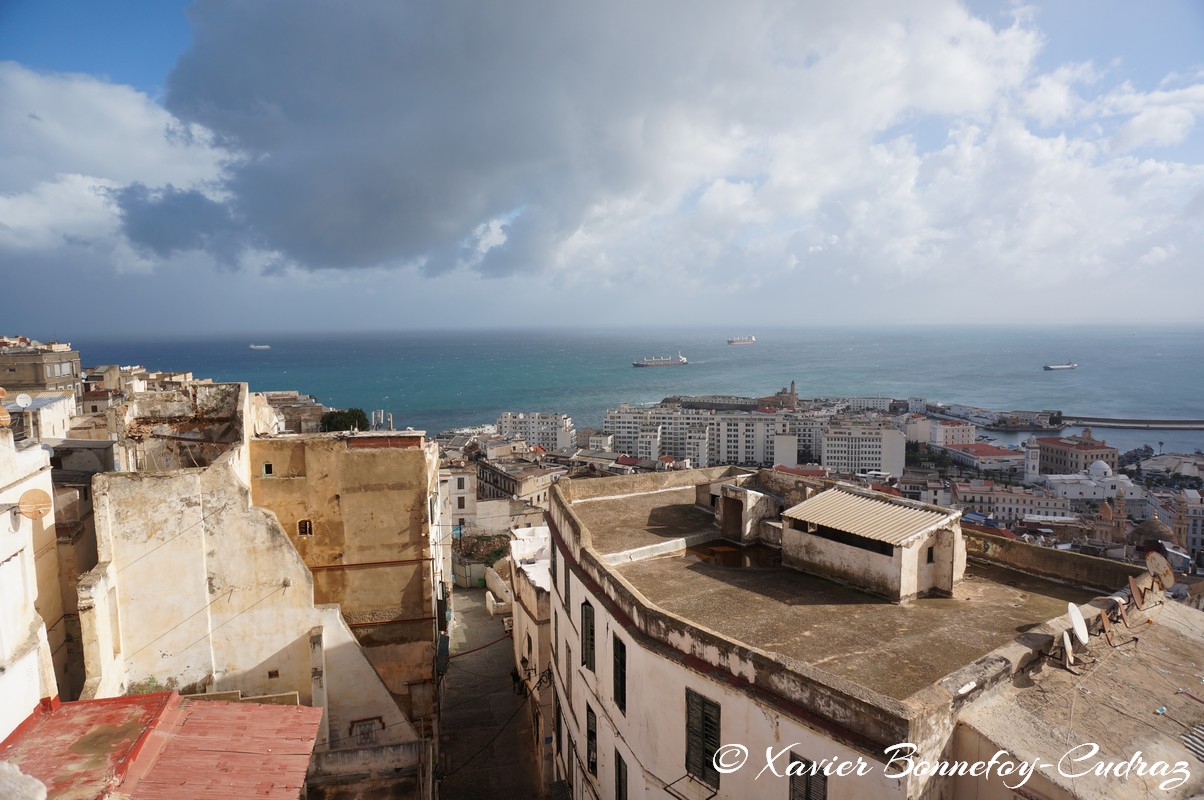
xmin=320 ymin=408 xmax=370 ymax=432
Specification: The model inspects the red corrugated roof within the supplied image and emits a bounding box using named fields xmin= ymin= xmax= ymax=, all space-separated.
xmin=0 ymin=693 xmax=322 ymax=800
xmin=947 ymin=443 xmax=1023 ymax=457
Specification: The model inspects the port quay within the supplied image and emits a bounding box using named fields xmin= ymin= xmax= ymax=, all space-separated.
xmin=1061 ymin=415 xmax=1204 ymax=430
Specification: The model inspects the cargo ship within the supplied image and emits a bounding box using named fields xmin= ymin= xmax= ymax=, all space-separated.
xmin=1043 ymin=362 xmax=1076 ymax=371
xmin=249 ymin=344 xmax=271 ymax=350
xmin=727 ymin=336 xmax=756 ymax=345
xmin=633 ymin=353 xmax=688 ymax=367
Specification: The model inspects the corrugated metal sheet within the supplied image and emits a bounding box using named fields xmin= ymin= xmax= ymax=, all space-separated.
xmin=782 ymin=488 xmax=955 ymax=546
xmin=128 ymin=701 xmax=324 ymax=800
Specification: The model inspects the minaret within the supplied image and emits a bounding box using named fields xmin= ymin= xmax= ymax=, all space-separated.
xmin=1024 ymin=436 xmax=1041 ymax=485
xmin=1114 ymin=489 xmax=1127 ymax=540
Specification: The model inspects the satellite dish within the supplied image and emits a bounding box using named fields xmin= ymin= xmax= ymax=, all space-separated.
xmin=1145 ymin=551 xmax=1175 ymax=590
xmin=1128 ymin=575 xmax=1147 ymax=611
xmin=0 ymin=408 xmax=9 ymax=428
xmin=1067 ymin=603 xmax=1089 ymax=645
xmin=14 ymin=393 xmax=32 ymax=409
xmin=17 ymin=488 xmax=52 ymax=521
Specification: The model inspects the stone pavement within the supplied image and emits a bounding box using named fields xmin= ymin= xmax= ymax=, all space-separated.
xmin=438 ymin=588 xmax=544 ymax=800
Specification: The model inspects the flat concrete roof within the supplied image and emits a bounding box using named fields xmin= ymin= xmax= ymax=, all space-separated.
xmin=573 ymin=487 xmax=716 ymax=555
xmin=575 ymin=487 xmax=1095 ymax=700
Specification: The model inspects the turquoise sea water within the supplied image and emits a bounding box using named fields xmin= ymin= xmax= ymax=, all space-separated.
xmin=78 ymin=325 xmax=1204 ymax=453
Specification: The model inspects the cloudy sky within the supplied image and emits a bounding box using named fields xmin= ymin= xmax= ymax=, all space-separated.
xmin=1 ymin=1 xmax=1202 ymax=336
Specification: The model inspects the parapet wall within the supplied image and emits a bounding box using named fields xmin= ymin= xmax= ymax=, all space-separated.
xmin=560 ymin=466 xmax=739 ymax=504
xmin=964 ymin=530 xmax=1143 ymax=591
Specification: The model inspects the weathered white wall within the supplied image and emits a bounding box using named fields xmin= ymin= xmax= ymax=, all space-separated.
xmin=79 ymin=445 xmax=419 ymax=753
xmin=0 ymin=428 xmax=60 ymax=737
xmin=782 ymin=522 xmax=902 ymax=599
xmin=551 ymin=558 xmax=908 ymax=800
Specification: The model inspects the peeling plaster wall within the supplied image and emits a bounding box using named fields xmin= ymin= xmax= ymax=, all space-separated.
xmin=247 ymin=434 xmax=441 ymax=729
xmin=112 ymin=383 xmax=246 ymax=472
xmin=78 ymin=447 xmax=417 ymax=751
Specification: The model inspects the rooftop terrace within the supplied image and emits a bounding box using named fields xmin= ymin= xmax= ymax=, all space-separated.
xmin=573 ymin=486 xmax=1095 ymax=700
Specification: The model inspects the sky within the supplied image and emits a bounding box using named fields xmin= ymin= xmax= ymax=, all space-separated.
xmin=1 ymin=0 xmax=1202 ymax=337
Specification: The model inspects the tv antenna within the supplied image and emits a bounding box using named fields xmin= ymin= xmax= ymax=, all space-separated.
xmin=15 ymin=393 xmax=32 ymax=409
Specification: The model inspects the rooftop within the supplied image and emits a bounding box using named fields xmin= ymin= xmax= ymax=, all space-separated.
xmin=0 ymin=693 xmax=323 ymax=799
xmin=572 ymin=486 xmax=1095 ymax=701
xmin=960 ymin=599 xmax=1204 ymax=798
xmin=783 ymin=486 xmax=956 ymax=546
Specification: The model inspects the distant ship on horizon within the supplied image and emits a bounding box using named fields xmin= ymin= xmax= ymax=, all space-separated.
xmin=249 ymin=344 xmax=271 ymax=350
xmin=1043 ymin=361 xmax=1076 ymax=371
xmin=727 ymin=336 xmax=756 ymax=345
xmin=633 ymin=353 xmax=688 ymax=367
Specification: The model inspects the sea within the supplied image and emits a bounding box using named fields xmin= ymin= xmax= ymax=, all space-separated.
xmin=79 ymin=325 xmax=1204 ymax=455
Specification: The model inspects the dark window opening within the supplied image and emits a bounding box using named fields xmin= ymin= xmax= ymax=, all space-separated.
xmin=613 ymin=634 xmax=627 ymax=713
xmin=926 ymin=546 xmax=935 ymax=564
xmin=586 ymin=705 xmax=598 ymax=776
xmin=262 ymin=462 xmax=274 ymax=477
xmin=806 ymin=523 xmax=895 ymax=556
xmin=615 ymin=750 xmax=628 ymax=800
xmin=298 ymin=519 xmax=313 ymax=537
xmin=581 ymin=601 xmax=595 ymax=671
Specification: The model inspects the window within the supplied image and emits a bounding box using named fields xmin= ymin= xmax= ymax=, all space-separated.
xmin=262 ymin=462 xmax=274 ymax=477
xmin=789 ymin=753 xmax=828 ymax=800
xmin=350 ymin=717 xmax=382 ymax=746
xmin=586 ymin=705 xmax=598 ymax=776
xmin=615 ymin=750 xmax=628 ymax=800
xmin=926 ymin=546 xmax=934 ymax=564
xmin=613 ymin=634 xmax=626 ymax=713
xmin=581 ymin=602 xmax=595 ymax=671
xmin=457 ymin=477 xmax=465 ymax=490
xmin=298 ymin=519 xmax=313 ymax=537
xmin=457 ymin=496 xmax=465 ymax=509
xmin=685 ymin=689 xmax=721 ymax=788
xmin=550 ymin=542 xmax=558 ymax=588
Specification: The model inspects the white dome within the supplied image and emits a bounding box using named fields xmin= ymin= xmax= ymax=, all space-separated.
xmin=1087 ymin=460 xmax=1113 ymax=478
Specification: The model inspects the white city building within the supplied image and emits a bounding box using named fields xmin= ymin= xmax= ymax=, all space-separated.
xmin=497 ymin=411 xmax=577 ymax=452
xmin=821 ymin=420 xmax=905 ymax=478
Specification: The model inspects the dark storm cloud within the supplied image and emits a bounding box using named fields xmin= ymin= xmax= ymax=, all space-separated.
xmin=115 ymin=0 xmax=787 ymax=275
xmin=112 ymin=183 xmax=246 ymax=267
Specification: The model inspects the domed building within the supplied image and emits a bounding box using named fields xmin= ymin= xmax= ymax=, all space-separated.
xmin=1041 ymin=455 xmax=1141 ymax=507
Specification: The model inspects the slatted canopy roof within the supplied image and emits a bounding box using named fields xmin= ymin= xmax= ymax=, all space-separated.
xmin=783 ymin=487 xmax=958 ymax=546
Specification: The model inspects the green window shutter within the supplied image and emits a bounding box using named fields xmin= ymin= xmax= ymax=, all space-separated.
xmin=789 ymin=754 xmax=828 ymax=800
xmin=612 ymin=635 xmax=626 ymax=713
xmin=686 ymin=689 xmax=720 ymax=788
